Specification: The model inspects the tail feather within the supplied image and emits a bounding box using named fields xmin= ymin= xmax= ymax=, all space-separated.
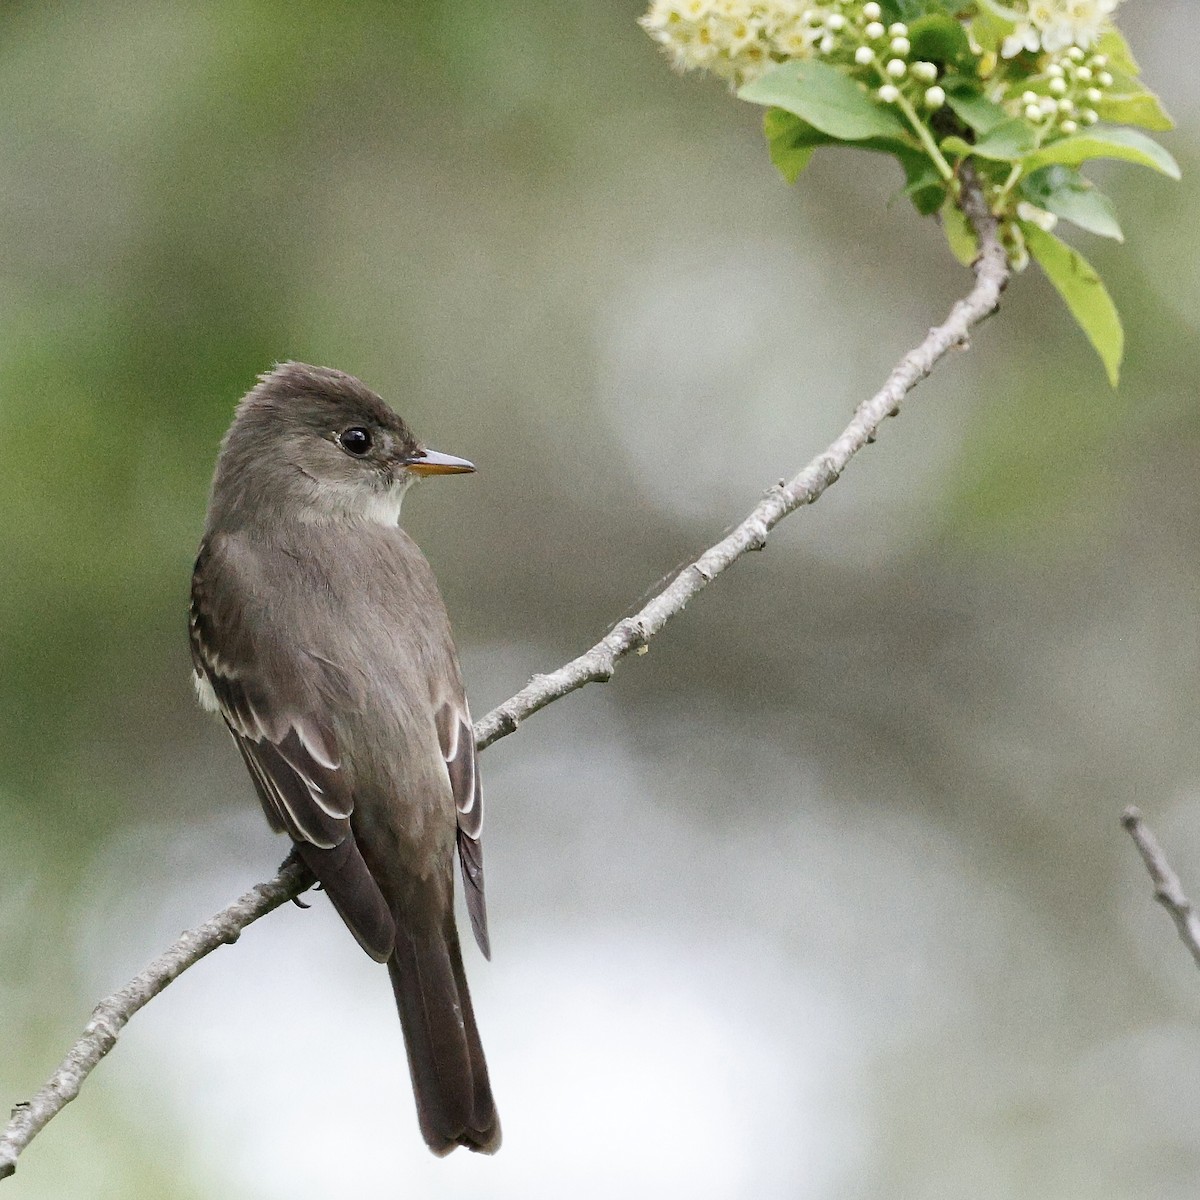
xmin=387 ymin=915 xmax=500 ymax=1155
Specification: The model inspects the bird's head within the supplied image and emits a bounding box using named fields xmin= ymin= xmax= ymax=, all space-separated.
xmin=209 ymin=361 xmax=475 ymax=529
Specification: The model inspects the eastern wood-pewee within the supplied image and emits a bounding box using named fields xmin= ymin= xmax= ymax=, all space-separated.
xmin=189 ymin=362 xmax=499 ymax=1155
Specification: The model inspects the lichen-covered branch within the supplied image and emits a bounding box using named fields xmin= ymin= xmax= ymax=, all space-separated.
xmin=0 ymin=174 xmax=1007 ymax=1181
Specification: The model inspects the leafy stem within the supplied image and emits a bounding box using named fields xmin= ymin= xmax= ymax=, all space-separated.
xmin=993 ymin=161 xmax=1023 ymax=211
xmin=855 ymin=44 xmax=955 ymax=183
xmin=894 ymin=88 xmax=956 ymax=183
xmin=992 ymin=116 xmax=1055 ymax=211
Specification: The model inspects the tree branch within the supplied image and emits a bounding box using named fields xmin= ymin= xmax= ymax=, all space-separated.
xmin=0 ymin=860 xmax=314 ymax=1180
xmin=0 ymin=174 xmax=1007 ymax=1181
xmin=475 ymin=174 xmax=1006 ymax=749
xmin=1122 ymin=806 xmax=1200 ymax=971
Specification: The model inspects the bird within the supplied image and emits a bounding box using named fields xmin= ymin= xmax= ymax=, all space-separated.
xmin=188 ymin=361 xmax=500 ymax=1155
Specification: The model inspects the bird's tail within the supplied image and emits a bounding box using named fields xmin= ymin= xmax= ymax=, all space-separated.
xmin=387 ymin=912 xmax=500 ymax=1155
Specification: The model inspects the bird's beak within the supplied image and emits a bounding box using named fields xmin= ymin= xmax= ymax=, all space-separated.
xmin=405 ymin=448 xmax=476 ymax=476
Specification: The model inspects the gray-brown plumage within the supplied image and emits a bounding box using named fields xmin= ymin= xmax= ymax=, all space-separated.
xmin=189 ymin=362 xmax=499 ymax=1155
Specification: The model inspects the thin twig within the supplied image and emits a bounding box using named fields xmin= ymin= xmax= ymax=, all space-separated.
xmin=0 ymin=860 xmax=314 ymax=1180
xmin=475 ymin=171 xmax=1007 ymax=748
xmin=1122 ymin=806 xmax=1200 ymax=971
xmin=0 ymin=174 xmax=1007 ymax=1181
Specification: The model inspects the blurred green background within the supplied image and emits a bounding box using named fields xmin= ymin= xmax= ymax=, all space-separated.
xmin=1 ymin=2 xmax=1198 ymax=1197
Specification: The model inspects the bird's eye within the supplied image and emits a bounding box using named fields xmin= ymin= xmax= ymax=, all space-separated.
xmin=339 ymin=427 xmax=373 ymax=456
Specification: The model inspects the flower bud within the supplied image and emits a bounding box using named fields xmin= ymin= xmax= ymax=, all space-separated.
xmin=924 ymin=85 xmax=946 ymax=109
xmin=827 ymin=13 xmax=846 ymax=30
xmin=890 ymin=36 xmax=910 ymax=55
xmin=1097 ymin=71 xmax=1113 ymax=87
xmin=819 ymin=34 xmax=835 ymax=53
xmin=1082 ymin=108 xmax=1099 ymax=124
xmin=878 ymin=83 xmax=900 ymax=103
xmin=1021 ymin=90 xmax=1038 ymax=105
xmin=865 ymin=21 xmax=885 ymax=39
xmin=1024 ymin=104 xmax=1042 ymax=121
xmin=1067 ymin=46 xmax=1085 ymax=62
xmin=911 ymin=61 xmax=938 ymax=82
xmin=888 ymin=22 xmax=908 ymax=37
xmin=1060 ymin=119 xmax=1078 ymax=133
xmin=1085 ymin=87 xmax=1102 ymax=103
xmin=854 ymin=45 xmax=874 ymax=65
xmin=1017 ymin=201 xmax=1058 ymax=232
xmin=1049 ymin=77 xmax=1067 ymax=95
xmin=886 ymin=57 xmax=906 ymax=77
xmin=862 ymin=1 xmax=882 ymax=18
xmin=1075 ymin=65 xmax=1092 ymax=82
xmin=1046 ymin=63 xmax=1064 ymax=78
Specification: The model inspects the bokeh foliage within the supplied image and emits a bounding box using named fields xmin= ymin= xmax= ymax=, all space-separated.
xmin=1 ymin=2 xmax=1198 ymax=1197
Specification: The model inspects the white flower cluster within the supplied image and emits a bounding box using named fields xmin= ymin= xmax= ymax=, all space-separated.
xmin=855 ymin=14 xmax=947 ymax=111
xmin=641 ymin=0 xmax=953 ymax=109
xmin=640 ymin=0 xmax=842 ymax=86
xmin=1013 ymin=47 xmax=1112 ymax=134
xmin=1001 ymin=0 xmax=1120 ymax=59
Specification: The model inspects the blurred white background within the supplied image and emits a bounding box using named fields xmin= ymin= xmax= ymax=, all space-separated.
xmin=2 ymin=2 xmax=1199 ymax=1197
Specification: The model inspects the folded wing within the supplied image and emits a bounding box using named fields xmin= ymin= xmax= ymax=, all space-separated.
xmin=190 ymin=536 xmax=395 ymax=961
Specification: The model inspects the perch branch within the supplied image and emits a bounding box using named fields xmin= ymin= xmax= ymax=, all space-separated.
xmin=475 ymin=172 xmax=1006 ymax=748
xmin=1122 ymin=806 xmax=1200 ymax=971
xmin=0 ymin=860 xmax=314 ymax=1180
xmin=0 ymin=172 xmax=1007 ymax=1181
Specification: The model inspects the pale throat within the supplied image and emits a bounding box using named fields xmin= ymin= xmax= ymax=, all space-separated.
xmin=301 ymin=470 xmax=418 ymax=527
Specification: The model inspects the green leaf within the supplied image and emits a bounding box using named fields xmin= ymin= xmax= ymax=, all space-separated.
xmin=1094 ymin=83 xmax=1175 ymax=132
xmin=764 ymin=109 xmax=821 ymax=183
xmin=1020 ymin=166 xmax=1123 ymax=241
xmin=900 ymin=156 xmax=947 ymax=216
xmin=907 ymin=14 xmax=973 ymax=67
xmin=761 ymin=107 xmax=923 ymax=185
xmin=976 ymin=0 xmax=1023 ymax=18
xmin=889 ymin=0 xmax=960 ymax=19
xmin=941 ymin=194 xmax=978 ymax=266
xmin=1023 ymin=126 xmax=1180 ymax=179
xmin=944 ymin=88 xmax=1010 ymax=135
xmin=738 ymin=59 xmax=912 ymax=143
xmin=969 ymin=3 xmax=1016 ymax=55
xmin=964 ymin=8 xmax=1012 ymax=57
xmin=1095 ymin=28 xmax=1140 ymax=75
xmin=764 ymin=107 xmax=826 ymax=146
xmin=942 ymin=117 xmax=1036 ymax=162
xmin=1024 ymin=224 xmax=1123 ymax=386
xmin=769 ymin=141 xmax=817 ymax=185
